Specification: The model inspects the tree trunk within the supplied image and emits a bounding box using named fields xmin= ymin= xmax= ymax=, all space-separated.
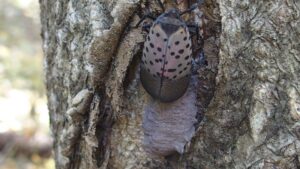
xmin=40 ymin=0 xmax=300 ymax=168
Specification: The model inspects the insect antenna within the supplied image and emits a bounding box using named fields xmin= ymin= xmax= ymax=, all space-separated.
xmin=155 ymin=0 xmax=165 ymax=11
xmin=180 ymin=0 xmax=204 ymax=15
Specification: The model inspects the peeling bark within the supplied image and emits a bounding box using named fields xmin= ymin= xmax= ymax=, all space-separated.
xmin=40 ymin=0 xmax=300 ymax=168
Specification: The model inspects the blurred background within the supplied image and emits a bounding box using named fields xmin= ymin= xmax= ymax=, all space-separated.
xmin=0 ymin=0 xmax=54 ymax=168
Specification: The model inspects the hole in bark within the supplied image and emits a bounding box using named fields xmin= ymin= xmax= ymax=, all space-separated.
xmin=123 ymin=51 xmax=141 ymax=93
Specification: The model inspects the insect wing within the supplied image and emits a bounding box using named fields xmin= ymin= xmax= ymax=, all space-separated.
xmin=140 ymin=19 xmax=192 ymax=102
xmin=164 ymin=26 xmax=192 ymax=80
xmin=142 ymin=24 xmax=168 ymax=78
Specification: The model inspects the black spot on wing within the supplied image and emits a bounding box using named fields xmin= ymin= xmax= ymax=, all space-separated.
xmin=178 ymin=49 xmax=184 ymax=54
xmin=168 ymin=69 xmax=176 ymax=72
xmin=150 ymin=43 xmax=154 ymax=48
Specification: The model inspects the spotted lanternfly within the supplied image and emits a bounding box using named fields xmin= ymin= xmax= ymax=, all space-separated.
xmin=140 ymin=8 xmax=194 ymax=102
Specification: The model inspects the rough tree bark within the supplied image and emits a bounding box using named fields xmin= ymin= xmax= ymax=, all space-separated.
xmin=40 ymin=0 xmax=300 ymax=168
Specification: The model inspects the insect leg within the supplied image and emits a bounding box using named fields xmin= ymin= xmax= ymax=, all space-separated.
xmin=191 ymin=50 xmax=207 ymax=74
xmin=142 ymin=23 xmax=152 ymax=33
xmin=187 ymin=24 xmax=199 ymax=40
xmin=187 ymin=23 xmax=201 ymax=49
xmin=135 ymin=14 xmax=156 ymax=28
xmin=189 ymin=23 xmax=206 ymax=68
xmin=196 ymin=51 xmax=207 ymax=66
xmin=187 ymin=23 xmax=205 ymax=63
